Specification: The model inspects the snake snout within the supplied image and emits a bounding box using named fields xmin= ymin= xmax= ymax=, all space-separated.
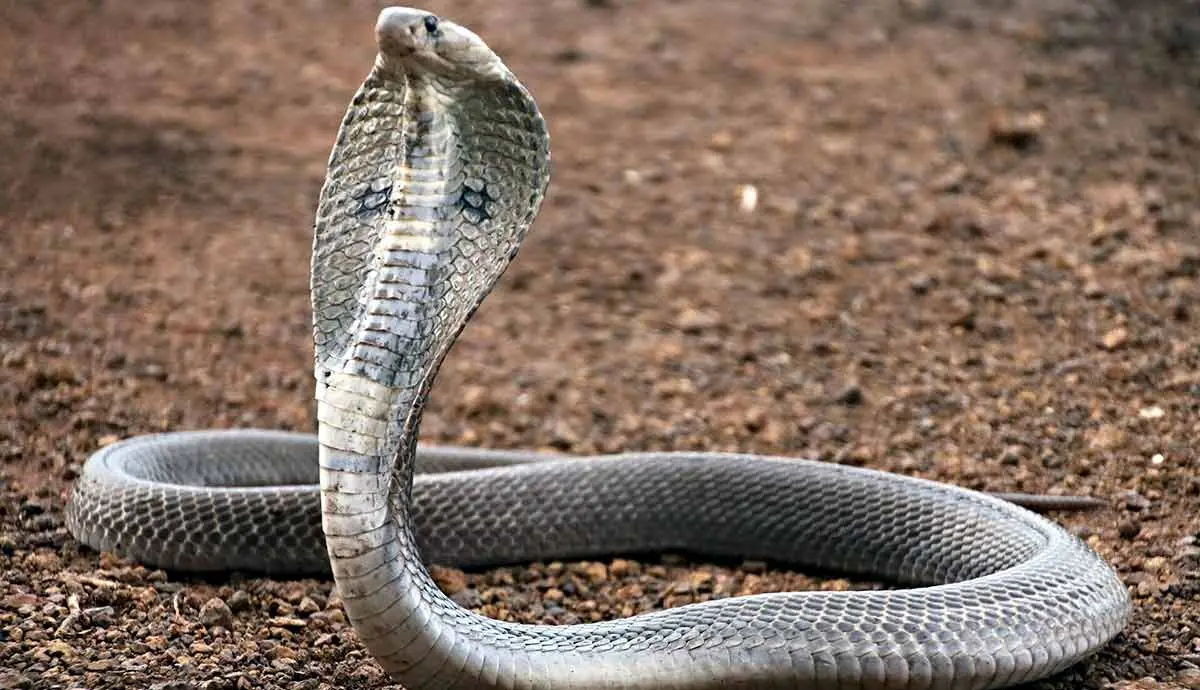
xmin=375 ymin=7 xmax=434 ymax=58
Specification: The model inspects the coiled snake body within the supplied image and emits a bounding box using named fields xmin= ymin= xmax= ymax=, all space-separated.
xmin=67 ymin=8 xmax=1131 ymax=689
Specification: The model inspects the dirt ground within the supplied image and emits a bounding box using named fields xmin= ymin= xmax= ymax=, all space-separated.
xmin=1 ymin=0 xmax=1198 ymax=688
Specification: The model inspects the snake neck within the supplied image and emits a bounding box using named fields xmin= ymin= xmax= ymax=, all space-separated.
xmin=311 ymin=46 xmax=550 ymax=683
xmin=311 ymin=74 xmax=480 ymax=679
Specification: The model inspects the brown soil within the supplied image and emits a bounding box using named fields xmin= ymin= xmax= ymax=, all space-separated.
xmin=2 ymin=1 xmax=1198 ymax=688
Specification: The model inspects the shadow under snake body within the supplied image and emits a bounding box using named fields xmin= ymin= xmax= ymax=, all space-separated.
xmin=67 ymin=7 xmax=1131 ymax=689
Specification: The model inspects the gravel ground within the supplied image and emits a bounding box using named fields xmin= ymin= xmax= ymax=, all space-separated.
xmin=1 ymin=1 xmax=1198 ymax=688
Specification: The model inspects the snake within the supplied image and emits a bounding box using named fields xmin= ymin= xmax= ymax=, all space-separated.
xmin=65 ymin=7 xmax=1131 ymax=689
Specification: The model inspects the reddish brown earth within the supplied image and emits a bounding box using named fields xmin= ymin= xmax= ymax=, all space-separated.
xmin=1 ymin=1 xmax=1198 ymax=688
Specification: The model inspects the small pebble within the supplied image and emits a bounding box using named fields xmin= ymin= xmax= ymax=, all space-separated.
xmin=198 ymin=598 xmax=233 ymax=628
xmin=1101 ymin=327 xmax=1129 ymax=351
xmin=988 ymin=110 xmax=1045 ymax=149
xmin=1118 ymin=519 xmax=1142 ymax=540
xmin=1142 ymin=556 xmax=1168 ymax=574
xmin=227 ymin=590 xmax=252 ymax=612
xmin=1119 ymin=491 xmax=1152 ymax=512
xmin=736 ymin=184 xmax=759 ymax=213
xmin=836 ymin=385 xmax=865 ymax=406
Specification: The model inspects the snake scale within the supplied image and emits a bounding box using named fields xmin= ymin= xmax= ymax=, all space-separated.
xmin=66 ymin=7 xmax=1131 ymax=689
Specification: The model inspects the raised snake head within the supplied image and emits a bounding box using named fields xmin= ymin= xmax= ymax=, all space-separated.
xmin=375 ymin=8 xmax=513 ymax=83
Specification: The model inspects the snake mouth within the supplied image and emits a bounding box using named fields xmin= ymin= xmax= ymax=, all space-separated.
xmin=375 ymin=7 xmax=429 ymax=59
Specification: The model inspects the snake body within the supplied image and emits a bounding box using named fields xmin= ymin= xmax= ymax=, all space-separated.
xmin=66 ymin=7 xmax=1131 ymax=689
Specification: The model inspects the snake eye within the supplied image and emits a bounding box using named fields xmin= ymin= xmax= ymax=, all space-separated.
xmin=423 ymin=15 xmax=439 ymax=34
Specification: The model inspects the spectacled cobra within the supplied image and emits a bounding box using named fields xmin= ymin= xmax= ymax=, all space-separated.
xmin=65 ymin=7 xmax=1131 ymax=689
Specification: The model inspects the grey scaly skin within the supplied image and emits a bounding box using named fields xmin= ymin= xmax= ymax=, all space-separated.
xmin=67 ymin=7 xmax=1131 ymax=689
xmin=66 ymin=432 xmax=1109 ymax=577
